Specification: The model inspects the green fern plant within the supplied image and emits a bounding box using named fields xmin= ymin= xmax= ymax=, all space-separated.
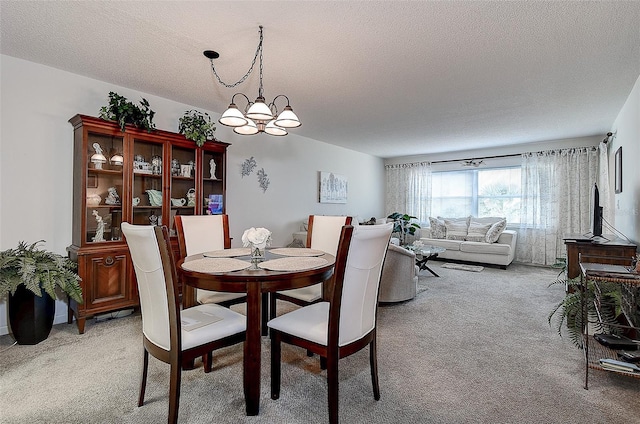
xmin=0 ymin=241 xmax=82 ymax=303
xmin=548 ymin=268 xmax=621 ymax=348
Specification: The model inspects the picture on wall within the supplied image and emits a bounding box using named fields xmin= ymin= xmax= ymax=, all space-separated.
xmin=319 ymin=171 xmax=347 ymax=204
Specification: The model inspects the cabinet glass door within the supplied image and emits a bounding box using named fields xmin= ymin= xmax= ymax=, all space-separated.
xmin=86 ymin=133 xmax=124 ymax=244
xmin=170 ymin=145 xmax=196 ymax=235
xmin=132 ymin=138 xmax=165 ymax=227
xmin=202 ymin=150 xmax=224 ymax=215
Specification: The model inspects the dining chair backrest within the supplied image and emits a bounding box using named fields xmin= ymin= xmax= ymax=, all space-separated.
xmin=174 ymin=214 xmax=230 ymax=258
xmin=121 ymin=223 xmax=175 ymax=351
xmin=307 ymin=215 xmax=353 ymax=255
xmin=331 ymin=222 xmax=393 ymax=346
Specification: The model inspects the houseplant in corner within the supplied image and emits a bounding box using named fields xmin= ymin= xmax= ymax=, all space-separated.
xmin=548 ymin=269 xmax=621 ymax=348
xmin=178 ymin=109 xmax=216 ymax=147
xmin=387 ymin=212 xmax=421 ymax=245
xmin=0 ymin=241 xmax=82 ymax=345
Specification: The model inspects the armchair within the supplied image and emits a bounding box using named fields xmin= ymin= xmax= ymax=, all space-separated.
xmin=379 ymin=244 xmax=418 ymax=303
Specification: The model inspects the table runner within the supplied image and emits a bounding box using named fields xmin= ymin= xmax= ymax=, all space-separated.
xmin=182 ymin=257 xmax=251 ymax=273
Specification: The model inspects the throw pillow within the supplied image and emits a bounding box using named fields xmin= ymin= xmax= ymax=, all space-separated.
xmin=444 ymin=218 xmax=469 ymax=241
xmin=466 ymin=221 xmax=492 ymax=242
xmin=485 ymin=218 xmax=507 ymax=243
xmin=429 ymin=217 xmax=446 ymax=239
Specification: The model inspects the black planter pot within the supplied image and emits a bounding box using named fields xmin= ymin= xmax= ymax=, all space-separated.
xmin=8 ymin=285 xmax=55 ymax=345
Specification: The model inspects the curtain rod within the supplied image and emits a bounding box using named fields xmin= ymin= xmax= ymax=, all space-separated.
xmin=431 ymin=153 xmax=519 ymax=165
xmin=431 ymin=143 xmax=601 ymax=165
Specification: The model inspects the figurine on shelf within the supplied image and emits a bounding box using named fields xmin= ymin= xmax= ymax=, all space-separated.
xmin=149 ymin=214 xmax=158 ymax=226
xmin=151 ymin=155 xmax=162 ymax=175
xmin=186 ymin=188 xmax=196 ymax=206
xmin=171 ymin=158 xmax=181 ymax=176
xmin=210 ymin=159 xmax=217 ymax=179
xmin=105 ymin=187 xmax=121 ymax=205
xmin=92 ymin=210 xmax=105 ymax=242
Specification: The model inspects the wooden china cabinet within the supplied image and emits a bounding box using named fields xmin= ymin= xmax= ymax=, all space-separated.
xmin=67 ymin=114 xmax=229 ymax=333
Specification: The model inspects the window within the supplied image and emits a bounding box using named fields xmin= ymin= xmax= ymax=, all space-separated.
xmin=431 ymin=167 xmax=521 ymax=223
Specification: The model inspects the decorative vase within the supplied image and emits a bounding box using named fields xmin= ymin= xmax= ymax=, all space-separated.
xmin=250 ymin=245 xmax=265 ymax=267
xmin=8 ymin=285 xmax=55 ymax=345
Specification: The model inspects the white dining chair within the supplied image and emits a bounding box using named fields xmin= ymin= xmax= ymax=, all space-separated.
xmin=268 ymin=222 xmax=393 ymax=424
xmin=174 ymin=214 xmax=247 ymax=306
xmin=270 ymin=215 xmax=352 ymax=320
xmin=121 ymin=223 xmax=246 ymax=424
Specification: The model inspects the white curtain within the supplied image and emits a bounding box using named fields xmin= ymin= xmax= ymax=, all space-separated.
xmin=385 ymin=162 xmax=431 ymax=223
xmin=517 ymin=147 xmax=598 ymax=265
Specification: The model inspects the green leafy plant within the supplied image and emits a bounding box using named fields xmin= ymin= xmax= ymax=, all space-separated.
xmin=99 ymin=91 xmax=156 ymax=132
xmin=0 ymin=241 xmax=82 ymax=303
xmin=178 ymin=110 xmax=216 ymax=147
xmin=548 ymin=269 xmax=621 ymax=348
xmin=387 ymin=212 xmax=421 ymax=245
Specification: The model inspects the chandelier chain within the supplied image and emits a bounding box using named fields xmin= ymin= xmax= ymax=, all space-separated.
xmin=209 ymin=26 xmax=264 ymax=89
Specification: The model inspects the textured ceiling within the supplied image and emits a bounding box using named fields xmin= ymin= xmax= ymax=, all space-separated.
xmin=2 ymin=1 xmax=639 ymax=158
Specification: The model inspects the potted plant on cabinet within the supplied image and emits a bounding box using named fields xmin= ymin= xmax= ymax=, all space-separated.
xmin=0 ymin=241 xmax=82 ymax=345
xmin=178 ymin=109 xmax=216 ymax=147
xmin=99 ymin=91 xmax=156 ymax=132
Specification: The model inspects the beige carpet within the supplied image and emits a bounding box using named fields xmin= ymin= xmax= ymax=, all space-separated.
xmin=1 ymin=263 xmax=639 ymax=423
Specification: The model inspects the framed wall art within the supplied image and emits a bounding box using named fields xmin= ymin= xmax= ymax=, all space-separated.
xmin=319 ymin=171 xmax=347 ymax=204
xmin=614 ymin=146 xmax=622 ymax=193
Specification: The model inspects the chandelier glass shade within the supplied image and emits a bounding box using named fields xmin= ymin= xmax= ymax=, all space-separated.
xmin=205 ymin=26 xmax=301 ymax=136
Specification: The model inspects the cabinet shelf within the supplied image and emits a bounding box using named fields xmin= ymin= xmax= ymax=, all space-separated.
xmin=88 ymin=168 xmax=123 ymax=175
xmin=583 ymin=334 xmax=640 ymax=379
xmin=580 ymin=261 xmax=640 ymax=388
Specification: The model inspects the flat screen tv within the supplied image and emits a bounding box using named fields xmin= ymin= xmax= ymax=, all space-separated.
xmin=590 ymin=183 xmax=603 ymax=237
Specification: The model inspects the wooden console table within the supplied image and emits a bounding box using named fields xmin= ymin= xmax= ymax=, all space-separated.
xmin=564 ymin=235 xmax=636 ymax=279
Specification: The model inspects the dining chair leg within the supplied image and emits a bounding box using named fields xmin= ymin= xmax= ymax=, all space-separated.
xmin=327 ymin=349 xmax=339 ymax=424
xmin=138 ymin=349 xmax=149 ymax=407
xmin=320 ymin=356 xmax=327 ymax=370
xmin=369 ymin=338 xmax=380 ymax=400
xmin=269 ymin=293 xmax=277 ymax=321
xmin=270 ymin=332 xmax=282 ymax=400
xmin=203 ymin=352 xmax=213 ymax=373
xmin=168 ymin=359 xmax=182 ymax=424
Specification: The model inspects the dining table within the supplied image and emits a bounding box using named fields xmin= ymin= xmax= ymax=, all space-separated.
xmin=177 ymin=247 xmax=335 ymax=416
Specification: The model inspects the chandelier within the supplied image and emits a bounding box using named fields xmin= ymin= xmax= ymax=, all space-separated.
xmin=204 ymin=26 xmax=301 ymax=136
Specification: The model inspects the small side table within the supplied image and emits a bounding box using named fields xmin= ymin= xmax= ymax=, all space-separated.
xmin=406 ymin=245 xmax=446 ymax=277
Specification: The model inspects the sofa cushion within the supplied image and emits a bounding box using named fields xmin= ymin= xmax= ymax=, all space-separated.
xmin=460 ymin=240 xmax=511 ymax=255
xmin=421 ymin=238 xmax=461 ymax=251
xmin=472 ymin=216 xmax=505 ymax=226
xmin=429 ymin=217 xmax=446 ymax=239
xmin=466 ymin=221 xmax=492 ymax=242
xmin=485 ymin=218 xmax=507 ymax=243
xmin=444 ymin=218 xmax=469 ymax=241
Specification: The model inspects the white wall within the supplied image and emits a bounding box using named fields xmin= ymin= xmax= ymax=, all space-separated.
xmin=610 ymin=74 xmax=640 ymax=245
xmin=0 ymin=55 xmax=385 ymax=335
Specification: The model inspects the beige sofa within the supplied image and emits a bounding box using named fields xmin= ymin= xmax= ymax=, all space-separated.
xmin=419 ymin=216 xmax=517 ymax=269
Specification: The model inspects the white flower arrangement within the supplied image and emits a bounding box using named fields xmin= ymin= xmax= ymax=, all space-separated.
xmin=242 ymin=227 xmax=272 ymax=250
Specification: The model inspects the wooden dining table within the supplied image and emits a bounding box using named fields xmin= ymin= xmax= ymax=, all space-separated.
xmin=177 ymin=248 xmax=335 ymax=416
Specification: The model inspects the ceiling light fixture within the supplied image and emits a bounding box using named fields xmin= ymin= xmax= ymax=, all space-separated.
xmin=204 ymin=26 xmax=301 ymax=136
